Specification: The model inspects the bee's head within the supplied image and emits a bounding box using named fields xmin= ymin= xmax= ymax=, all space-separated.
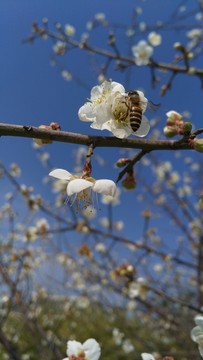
xmin=127 ymin=90 xmax=139 ymax=96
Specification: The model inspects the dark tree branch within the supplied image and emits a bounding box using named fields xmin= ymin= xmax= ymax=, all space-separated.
xmin=0 ymin=122 xmax=197 ymax=151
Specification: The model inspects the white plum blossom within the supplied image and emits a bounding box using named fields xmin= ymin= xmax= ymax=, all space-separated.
xmin=187 ymin=28 xmax=203 ymax=49
xmin=141 ymin=354 xmax=155 ymax=360
xmin=49 ymin=168 xmax=117 ymax=208
xmin=148 ymin=32 xmax=162 ymax=46
xmin=64 ymin=24 xmax=75 ymax=36
xmin=62 ymin=338 xmax=101 ymax=360
xmin=78 ymin=80 xmax=150 ymax=139
xmin=53 ymin=41 xmax=66 ymax=55
xmin=132 ymin=40 xmax=153 ymax=65
xmin=139 ymin=22 xmax=147 ymax=32
xmin=61 ymin=70 xmax=72 ymax=81
xmin=191 ymin=315 xmax=203 ymax=358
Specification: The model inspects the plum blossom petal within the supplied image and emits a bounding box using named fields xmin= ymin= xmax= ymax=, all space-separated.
xmin=132 ymin=115 xmax=150 ymax=137
xmin=83 ymin=339 xmax=101 ymax=360
xmin=66 ymin=339 xmax=101 ymax=360
xmin=93 ymin=179 xmax=117 ymax=197
xmin=67 ymin=340 xmax=83 ymax=355
xmin=148 ymin=32 xmax=162 ymax=46
xmin=141 ymin=354 xmax=155 ymax=360
xmin=132 ymin=40 xmax=153 ymax=65
xmin=49 ymin=169 xmax=72 ymax=180
xmin=195 ymin=315 xmax=203 ymax=328
xmin=66 ymin=178 xmax=94 ymax=196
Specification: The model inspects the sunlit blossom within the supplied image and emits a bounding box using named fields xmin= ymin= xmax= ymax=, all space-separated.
xmin=64 ymin=24 xmax=75 ymax=36
xmin=35 ymin=218 xmax=50 ymax=236
xmin=94 ymin=13 xmax=106 ymax=21
xmin=61 ymin=70 xmax=72 ymax=81
xmin=191 ymin=315 xmax=203 ymax=358
xmin=101 ymin=187 xmax=121 ymax=205
xmin=49 ymin=168 xmax=117 ymax=208
xmin=126 ymin=28 xmax=135 ymax=37
xmin=10 ymin=163 xmax=21 ymax=177
xmin=141 ymin=354 xmax=155 ymax=360
xmin=95 ymin=242 xmax=106 ymax=253
xmin=112 ymin=328 xmax=124 ymax=345
xmin=99 ymin=217 xmax=110 ymax=228
xmin=23 ymin=227 xmax=38 ymax=242
xmin=62 ymin=338 xmax=101 ymax=360
xmin=148 ymin=32 xmax=162 ymax=46
xmin=53 ymin=41 xmax=66 ymax=55
xmin=122 ymin=339 xmax=135 ymax=353
xmin=139 ymin=22 xmax=147 ymax=32
xmin=132 ymin=40 xmax=153 ymax=65
xmin=128 ymin=277 xmax=148 ymax=300
xmin=114 ymin=220 xmax=124 ymax=231
xmin=82 ymin=205 xmax=97 ymax=219
xmin=78 ymin=80 xmax=150 ymax=139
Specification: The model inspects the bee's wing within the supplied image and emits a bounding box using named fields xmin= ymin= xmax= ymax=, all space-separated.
xmin=134 ymin=115 xmax=150 ymax=137
xmin=147 ymin=100 xmax=160 ymax=113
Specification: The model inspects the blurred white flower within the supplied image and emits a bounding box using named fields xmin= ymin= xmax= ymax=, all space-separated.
xmin=10 ymin=163 xmax=21 ymax=177
xmin=114 ymin=220 xmax=124 ymax=231
xmin=35 ymin=218 xmax=50 ymax=235
xmin=95 ymin=13 xmax=106 ymax=21
xmin=61 ymin=70 xmax=72 ymax=81
xmin=112 ymin=328 xmax=124 ymax=345
xmin=63 ymin=338 xmax=101 ymax=360
xmin=99 ymin=217 xmax=110 ymax=228
xmin=49 ymin=168 xmax=117 ymax=208
xmin=135 ymin=6 xmax=143 ymax=15
xmin=64 ymin=24 xmax=75 ymax=36
xmin=78 ymin=80 xmax=150 ymax=139
xmin=82 ymin=205 xmax=97 ymax=219
xmin=132 ymin=40 xmax=153 ymax=65
xmin=126 ymin=300 xmax=137 ymax=311
xmin=139 ymin=22 xmax=147 ymax=32
xmin=178 ymin=185 xmax=192 ymax=197
xmin=23 ymin=227 xmax=37 ymax=242
xmin=95 ymin=242 xmax=106 ymax=253
xmin=191 ymin=315 xmax=203 ymax=358
xmin=86 ymin=21 xmax=93 ymax=31
xmin=153 ymin=264 xmax=163 ymax=273
xmin=128 ymin=277 xmax=148 ymax=300
xmin=187 ymin=28 xmax=203 ymax=39
xmin=187 ymin=28 xmax=203 ymax=49
xmin=53 ymin=41 xmax=66 ymax=55
xmin=122 ymin=339 xmax=134 ymax=353
xmin=126 ymin=28 xmax=135 ymax=37
xmin=101 ymin=187 xmax=121 ymax=205
xmin=148 ymin=32 xmax=162 ymax=46
xmin=141 ymin=354 xmax=155 ymax=360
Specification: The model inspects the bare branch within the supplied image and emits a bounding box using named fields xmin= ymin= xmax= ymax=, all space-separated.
xmin=0 ymin=122 xmax=196 ymax=151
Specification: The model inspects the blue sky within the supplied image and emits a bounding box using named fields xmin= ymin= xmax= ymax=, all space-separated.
xmin=0 ymin=0 xmax=202 ymax=240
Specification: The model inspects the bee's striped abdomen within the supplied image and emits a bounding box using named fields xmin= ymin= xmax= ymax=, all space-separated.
xmin=129 ymin=105 xmax=142 ymax=132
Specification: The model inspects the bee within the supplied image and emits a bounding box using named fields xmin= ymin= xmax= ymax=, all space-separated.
xmin=124 ymin=90 xmax=159 ymax=136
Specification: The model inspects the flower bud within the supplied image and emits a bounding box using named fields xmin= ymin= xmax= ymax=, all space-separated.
xmin=166 ymin=110 xmax=182 ymax=122
xmin=173 ymin=42 xmax=183 ymax=50
xmin=163 ymin=126 xmax=177 ymax=138
xmin=116 ymin=158 xmax=130 ymax=168
xmin=193 ymin=138 xmax=203 ymax=153
xmin=166 ymin=118 xmax=176 ymax=126
xmin=182 ymin=122 xmax=192 ymax=134
xmin=122 ymin=173 xmax=136 ymax=190
xmin=50 ymin=122 xmax=61 ymax=131
xmin=33 ymin=125 xmax=53 ymax=146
